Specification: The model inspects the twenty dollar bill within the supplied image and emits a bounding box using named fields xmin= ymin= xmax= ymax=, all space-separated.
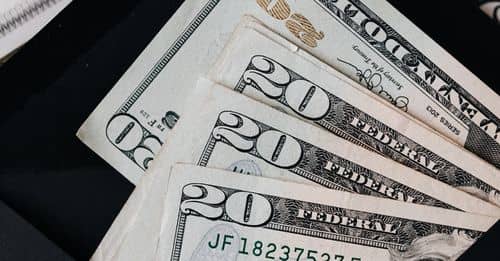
xmin=209 ymin=19 xmax=500 ymax=205
xmin=78 ymin=0 xmax=500 ymax=184
xmin=92 ymin=80 xmax=500 ymax=261
xmin=157 ymin=164 xmax=499 ymax=260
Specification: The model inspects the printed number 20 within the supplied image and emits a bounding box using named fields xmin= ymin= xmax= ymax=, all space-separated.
xmin=181 ymin=184 xmax=272 ymax=226
xmin=257 ymin=0 xmax=324 ymax=47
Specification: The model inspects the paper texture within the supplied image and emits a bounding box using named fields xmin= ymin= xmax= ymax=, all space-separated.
xmin=78 ymin=0 xmax=500 ymax=185
xmin=94 ymin=79 xmax=500 ymax=261
xmin=157 ymin=164 xmax=498 ymax=261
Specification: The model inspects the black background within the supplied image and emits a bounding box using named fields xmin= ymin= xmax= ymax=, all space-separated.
xmin=0 ymin=0 xmax=498 ymax=260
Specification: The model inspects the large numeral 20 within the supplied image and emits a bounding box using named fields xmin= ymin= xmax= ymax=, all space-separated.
xmin=213 ymin=111 xmax=303 ymax=168
xmin=244 ymin=56 xmax=330 ymax=120
xmin=181 ymin=184 xmax=272 ymax=226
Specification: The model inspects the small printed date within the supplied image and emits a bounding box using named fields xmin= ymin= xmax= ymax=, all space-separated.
xmin=208 ymin=233 xmax=361 ymax=261
xmin=426 ymin=105 xmax=460 ymax=136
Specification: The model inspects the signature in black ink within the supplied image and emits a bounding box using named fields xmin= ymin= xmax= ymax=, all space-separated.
xmin=337 ymin=58 xmax=409 ymax=112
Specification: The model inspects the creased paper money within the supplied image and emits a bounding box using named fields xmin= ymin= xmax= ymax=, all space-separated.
xmin=78 ymin=0 xmax=500 ymax=185
xmin=156 ymin=164 xmax=498 ymax=261
xmin=93 ymin=79 xmax=500 ymax=261
xmin=209 ymin=18 xmax=500 ymax=206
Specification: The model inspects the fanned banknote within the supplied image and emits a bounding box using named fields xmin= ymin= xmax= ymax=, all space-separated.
xmin=91 ymin=79 xmax=500 ymax=261
xmin=78 ymin=0 xmax=500 ymax=184
xmin=156 ymin=164 xmax=498 ymax=261
xmin=209 ymin=18 xmax=500 ymax=206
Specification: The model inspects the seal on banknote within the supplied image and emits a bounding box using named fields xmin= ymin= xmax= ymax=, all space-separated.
xmin=227 ymin=160 xmax=262 ymax=176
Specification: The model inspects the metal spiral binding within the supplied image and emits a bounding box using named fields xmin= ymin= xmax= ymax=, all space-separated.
xmin=0 ymin=0 xmax=61 ymax=37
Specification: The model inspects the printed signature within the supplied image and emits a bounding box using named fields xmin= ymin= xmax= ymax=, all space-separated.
xmin=337 ymin=58 xmax=409 ymax=112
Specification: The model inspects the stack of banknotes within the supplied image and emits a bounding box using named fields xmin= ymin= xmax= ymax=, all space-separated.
xmin=77 ymin=1 xmax=500 ymax=260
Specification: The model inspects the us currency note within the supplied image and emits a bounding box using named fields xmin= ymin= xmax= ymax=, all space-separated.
xmin=93 ymin=80 xmax=500 ymax=261
xmin=0 ymin=0 xmax=72 ymax=59
xmin=78 ymin=0 xmax=500 ymax=185
xmin=209 ymin=20 xmax=500 ymax=206
xmin=156 ymin=164 xmax=498 ymax=261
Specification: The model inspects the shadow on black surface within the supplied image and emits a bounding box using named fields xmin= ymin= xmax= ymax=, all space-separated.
xmin=0 ymin=200 xmax=74 ymax=261
xmin=0 ymin=168 xmax=129 ymax=260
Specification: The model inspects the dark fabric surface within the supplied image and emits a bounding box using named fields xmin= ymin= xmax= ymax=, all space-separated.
xmin=0 ymin=0 xmax=498 ymax=260
xmin=0 ymin=200 xmax=73 ymax=261
xmin=0 ymin=0 xmax=181 ymax=259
